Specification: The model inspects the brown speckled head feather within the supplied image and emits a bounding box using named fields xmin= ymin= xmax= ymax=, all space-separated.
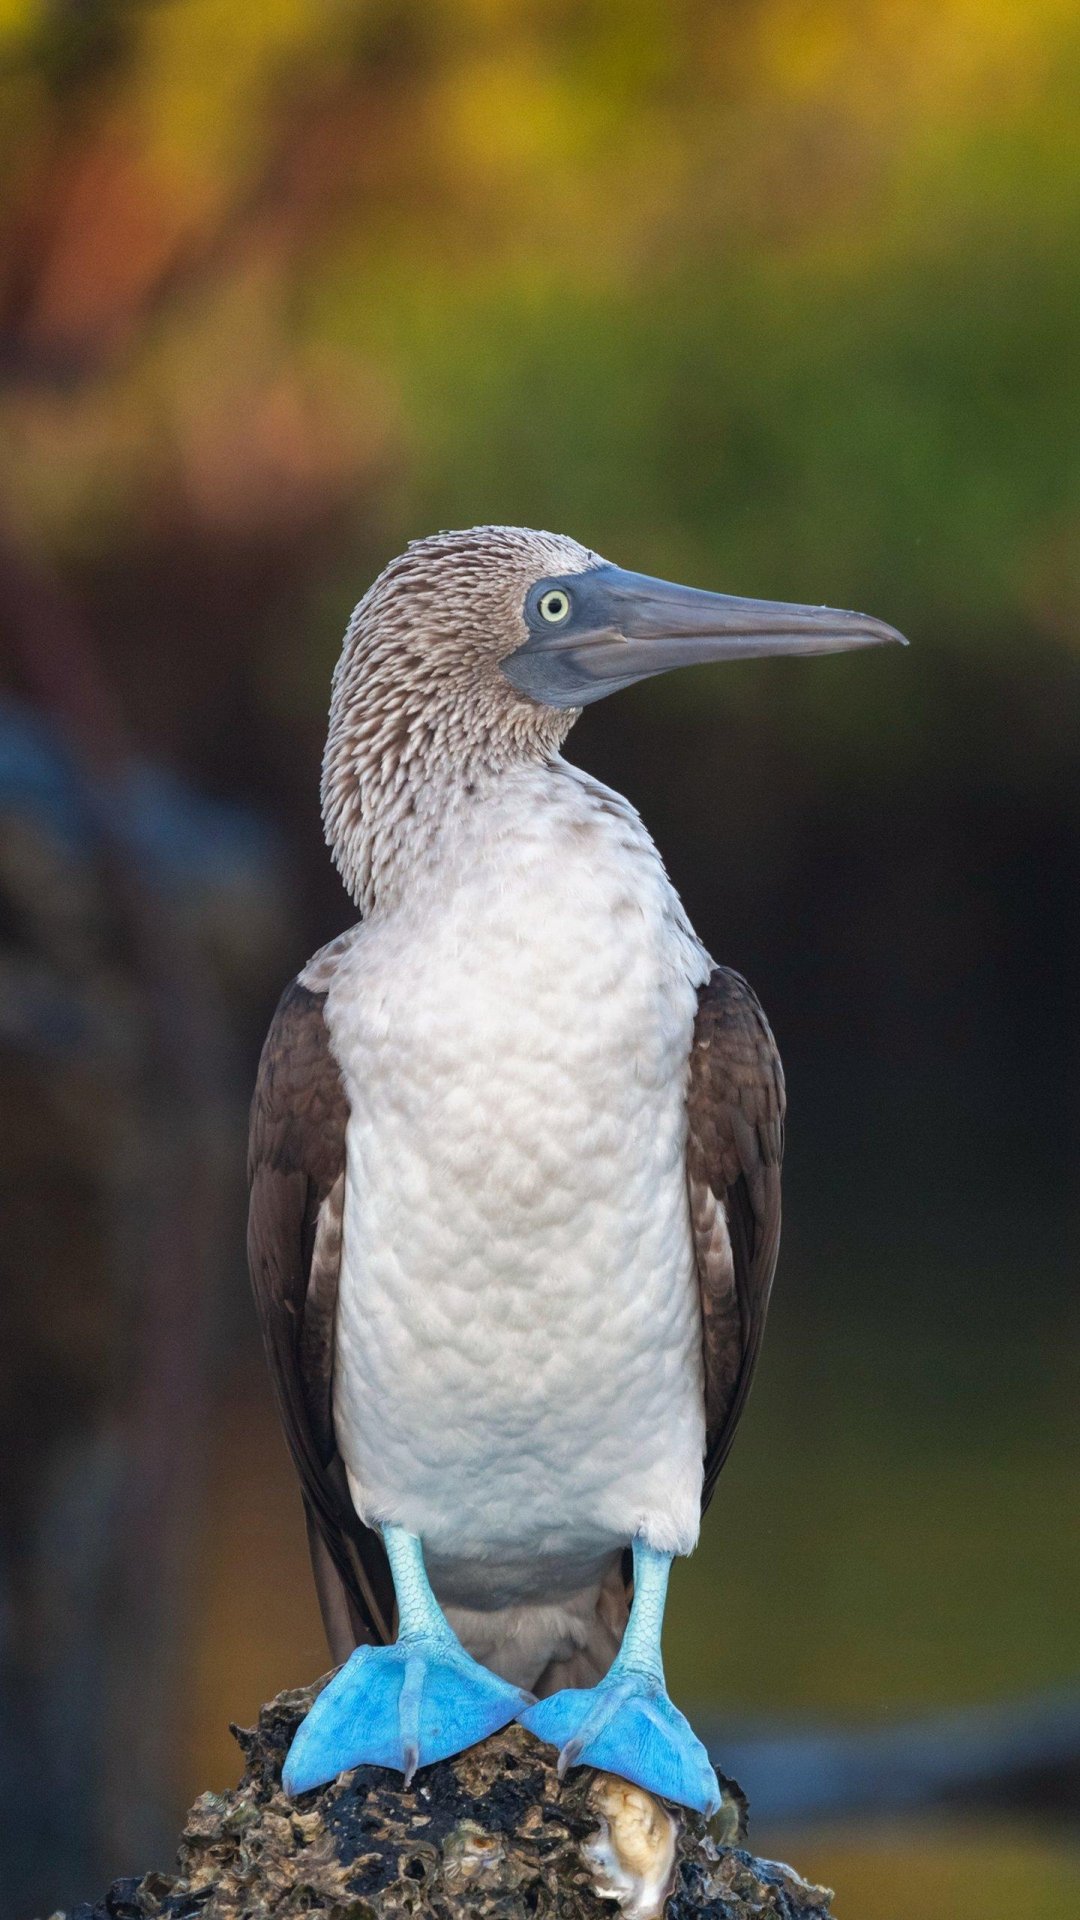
xmin=686 ymin=967 xmax=786 ymax=1507
xmin=247 ymin=977 xmax=394 ymax=1655
xmin=321 ymin=527 xmax=595 ymax=915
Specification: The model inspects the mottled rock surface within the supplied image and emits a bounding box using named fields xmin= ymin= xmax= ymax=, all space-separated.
xmin=58 ymin=1680 xmax=834 ymax=1920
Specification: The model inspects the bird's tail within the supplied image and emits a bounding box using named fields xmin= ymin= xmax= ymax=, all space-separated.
xmin=529 ymin=1552 xmax=631 ymax=1697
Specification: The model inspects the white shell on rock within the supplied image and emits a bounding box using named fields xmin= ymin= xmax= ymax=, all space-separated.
xmin=584 ymin=1773 xmax=678 ymax=1920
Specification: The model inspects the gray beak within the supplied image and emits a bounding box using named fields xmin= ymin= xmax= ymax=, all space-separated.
xmin=501 ymin=562 xmax=908 ymax=708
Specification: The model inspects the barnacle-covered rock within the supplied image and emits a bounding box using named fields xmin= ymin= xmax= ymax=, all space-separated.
xmin=56 ymin=1679 xmax=834 ymax=1920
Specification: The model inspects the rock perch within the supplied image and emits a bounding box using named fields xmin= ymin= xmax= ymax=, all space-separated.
xmin=58 ymin=1681 xmax=834 ymax=1920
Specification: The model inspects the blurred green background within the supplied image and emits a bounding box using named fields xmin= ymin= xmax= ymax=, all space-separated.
xmin=1 ymin=2 xmax=1078 ymax=1914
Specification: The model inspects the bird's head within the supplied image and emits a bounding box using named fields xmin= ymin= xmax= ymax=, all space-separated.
xmin=323 ymin=523 xmax=905 ymax=910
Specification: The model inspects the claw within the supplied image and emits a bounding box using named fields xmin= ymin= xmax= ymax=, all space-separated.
xmin=398 ymin=1653 xmax=425 ymax=1784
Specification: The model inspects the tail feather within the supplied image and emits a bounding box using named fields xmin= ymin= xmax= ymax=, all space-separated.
xmin=526 ymin=1554 xmax=632 ymax=1696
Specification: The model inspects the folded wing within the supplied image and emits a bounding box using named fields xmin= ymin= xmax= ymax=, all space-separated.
xmin=247 ymin=977 xmax=394 ymax=1658
xmin=686 ymin=967 xmax=786 ymax=1508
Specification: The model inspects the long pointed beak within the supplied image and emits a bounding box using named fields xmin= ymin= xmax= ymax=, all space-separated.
xmin=501 ymin=563 xmax=908 ymax=708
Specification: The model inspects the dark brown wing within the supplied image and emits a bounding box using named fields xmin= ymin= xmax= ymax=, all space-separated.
xmin=686 ymin=966 xmax=786 ymax=1509
xmin=247 ymin=976 xmax=394 ymax=1658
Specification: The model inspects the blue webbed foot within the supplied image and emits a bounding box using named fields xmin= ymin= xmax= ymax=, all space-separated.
xmin=520 ymin=1674 xmax=721 ymax=1817
xmin=283 ymin=1638 xmax=530 ymax=1795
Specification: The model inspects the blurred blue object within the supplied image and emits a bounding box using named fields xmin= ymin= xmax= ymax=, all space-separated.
xmin=703 ymin=1687 xmax=1080 ymax=1822
xmin=0 ymin=695 xmax=290 ymax=1916
xmin=0 ymin=694 xmax=280 ymax=896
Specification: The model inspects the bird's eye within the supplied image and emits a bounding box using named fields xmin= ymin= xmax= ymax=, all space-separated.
xmin=538 ymin=588 xmax=571 ymax=623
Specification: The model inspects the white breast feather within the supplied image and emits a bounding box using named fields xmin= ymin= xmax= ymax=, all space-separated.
xmin=321 ymin=760 xmax=712 ymax=1610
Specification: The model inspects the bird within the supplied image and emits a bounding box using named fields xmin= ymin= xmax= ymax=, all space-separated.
xmin=247 ymin=526 xmax=905 ymax=1814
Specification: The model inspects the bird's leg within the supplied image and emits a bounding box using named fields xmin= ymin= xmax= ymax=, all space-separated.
xmin=282 ymin=1525 xmax=531 ymax=1795
xmin=519 ymin=1539 xmax=720 ymax=1815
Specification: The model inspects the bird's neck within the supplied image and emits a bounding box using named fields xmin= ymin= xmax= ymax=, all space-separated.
xmin=321 ymin=687 xmax=573 ymax=918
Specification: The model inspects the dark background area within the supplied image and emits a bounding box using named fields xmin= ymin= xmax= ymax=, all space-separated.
xmin=1 ymin=4 xmax=1077 ymax=1916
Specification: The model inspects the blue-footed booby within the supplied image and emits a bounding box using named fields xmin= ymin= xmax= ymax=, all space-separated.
xmin=248 ymin=526 xmax=904 ymax=1814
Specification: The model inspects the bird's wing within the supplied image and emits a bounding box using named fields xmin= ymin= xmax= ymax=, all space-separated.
xmin=686 ymin=966 xmax=786 ymax=1509
xmin=247 ymin=975 xmax=394 ymax=1657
